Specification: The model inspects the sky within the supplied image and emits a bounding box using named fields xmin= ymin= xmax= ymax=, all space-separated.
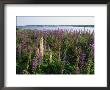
xmin=16 ymin=16 xmax=94 ymax=26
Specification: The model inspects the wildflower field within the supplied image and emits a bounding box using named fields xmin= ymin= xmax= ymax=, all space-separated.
xmin=16 ymin=28 xmax=94 ymax=74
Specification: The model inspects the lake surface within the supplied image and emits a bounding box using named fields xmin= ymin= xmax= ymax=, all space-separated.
xmin=17 ymin=25 xmax=94 ymax=32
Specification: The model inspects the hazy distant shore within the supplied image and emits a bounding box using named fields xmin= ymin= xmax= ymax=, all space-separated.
xmin=16 ymin=25 xmax=94 ymax=32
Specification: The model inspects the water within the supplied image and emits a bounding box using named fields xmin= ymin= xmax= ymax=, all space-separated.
xmin=17 ymin=25 xmax=94 ymax=33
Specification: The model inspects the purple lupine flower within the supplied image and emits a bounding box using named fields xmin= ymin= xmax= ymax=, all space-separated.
xmin=90 ymin=43 xmax=94 ymax=48
xmin=21 ymin=42 xmax=27 ymax=49
xmin=78 ymin=52 xmax=86 ymax=71
xmin=90 ymin=43 xmax=94 ymax=54
xmin=37 ymin=51 xmax=42 ymax=64
xmin=32 ymin=57 xmax=37 ymax=70
xmin=80 ymin=52 xmax=86 ymax=61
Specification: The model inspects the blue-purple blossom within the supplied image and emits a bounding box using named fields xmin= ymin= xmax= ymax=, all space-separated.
xmin=32 ymin=57 xmax=37 ymax=70
xmin=80 ymin=52 xmax=86 ymax=61
xmin=37 ymin=52 xmax=42 ymax=64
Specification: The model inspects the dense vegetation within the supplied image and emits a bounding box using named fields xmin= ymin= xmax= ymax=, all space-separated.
xmin=16 ymin=29 xmax=94 ymax=74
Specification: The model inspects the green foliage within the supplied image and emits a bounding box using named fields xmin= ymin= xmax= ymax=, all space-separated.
xmin=16 ymin=29 xmax=94 ymax=74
